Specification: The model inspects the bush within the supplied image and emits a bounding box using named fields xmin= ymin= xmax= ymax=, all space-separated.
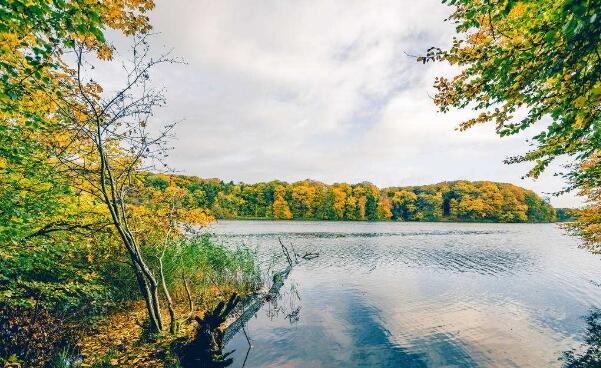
xmin=0 ymin=238 xmax=112 ymax=366
xmin=0 ymin=240 xmax=111 ymax=313
xmin=0 ymin=304 xmax=79 ymax=367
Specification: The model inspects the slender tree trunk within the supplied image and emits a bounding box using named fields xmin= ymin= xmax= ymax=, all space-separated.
xmin=72 ymin=42 xmax=173 ymax=336
xmin=148 ymin=276 xmax=164 ymax=331
xmin=159 ymin=257 xmax=177 ymax=334
xmin=182 ymin=273 xmax=193 ymax=314
xmin=95 ymin=152 xmax=164 ymax=333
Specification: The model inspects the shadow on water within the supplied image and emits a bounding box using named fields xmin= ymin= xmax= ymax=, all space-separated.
xmin=175 ymin=289 xmax=297 ymax=368
xmin=562 ymin=308 xmax=601 ymax=368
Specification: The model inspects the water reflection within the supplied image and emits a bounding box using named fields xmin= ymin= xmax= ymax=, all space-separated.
xmin=213 ymin=221 xmax=601 ymax=367
xmin=333 ymin=292 xmax=430 ymax=367
xmin=224 ymin=235 xmax=537 ymax=277
xmin=264 ymin=282 xmax=302 ymax=324
xmin=562 ymin=308 xmax=601 ymax=368
xmin=227 ymin=287 xmax=435 ymax=368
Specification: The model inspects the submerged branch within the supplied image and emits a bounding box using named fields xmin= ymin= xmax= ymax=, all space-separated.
xmin=222 ymin=260 xmax=292 ymax=344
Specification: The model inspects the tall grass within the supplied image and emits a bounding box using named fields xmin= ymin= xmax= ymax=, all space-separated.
xmin=159 ymin=234 xmax=262 ymax=309
xmin=101 ymin=234 xmax=262 ymax=310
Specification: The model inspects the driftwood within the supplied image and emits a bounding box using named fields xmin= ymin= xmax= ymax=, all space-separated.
xmin=178 ymin=239 xmax=318 ymax=367
xmin=301 ymin=251 xmax=319 ymax=260
xmin=223 ymin=262 xmax=292 ymax=343
xmin=278 ymin=237 xmax=319 ymax=262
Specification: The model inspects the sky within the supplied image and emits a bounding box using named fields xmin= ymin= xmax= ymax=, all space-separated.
xmin=115 ymin=0 xmax=581 ymax=207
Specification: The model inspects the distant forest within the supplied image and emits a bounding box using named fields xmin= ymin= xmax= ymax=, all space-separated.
xmin=144 ymin=174 xmax=572 ymax=223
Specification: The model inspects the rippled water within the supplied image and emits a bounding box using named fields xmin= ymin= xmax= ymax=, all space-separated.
xmin=210 ymin=221 xmax=601 ymax=368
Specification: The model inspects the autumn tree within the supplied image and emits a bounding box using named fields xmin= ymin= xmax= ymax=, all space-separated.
xmin=567 ymin=157 xmax=601 ymax=247
xmin=0 ymin=0 xmax=167 ymax=363
xmin=1 ymin=0 xmax=180 ymax=332
xmin=421 ymin=0 xmax=600 ymax=241
xmin=332 ymin=184 xmax=350 ymax=220
xmin=1 ymin=0 xmax=153 ymax=247
xmin=133 ymin=179 xmax=212 ymax=333
xmin=361 ymin=183 xmax=381 ymax=221
xmin=271 ymin=185 xmax=293 ymax=219
xmin=391 ymin=190 xmax=418 ymax=221
xmin=415 ymin=192 xmax=443 ymax=221
xmin=140 ymin=176 xmax=556 ymax=224
xmin=377 ymin=196 xmax=393 ymax=220
xmin=290 ymin=181 xmax=319 ymax=218
xmin=54 ymin=33 xmax=189 ymax=333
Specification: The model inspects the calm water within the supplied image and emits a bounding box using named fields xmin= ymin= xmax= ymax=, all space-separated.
xmin=210 ymin=221 xmax=601 ymax=368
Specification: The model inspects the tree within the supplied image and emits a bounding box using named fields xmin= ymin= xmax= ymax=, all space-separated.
xmin=421 ymin=0 xmax=600 ymax=240
xmin=331 ymin=184 xmax=350 ymax=220
xmin=137 ymin=176 xmax=555 ymax=223
xmin=272 ymin=185 xmax=293 ymax=219
xmin=567 ymin=157 xmax=601 ymax=248
xmin=422 ymin=0 xmax=600 ymax=183
xmin=1 ymin=0 xmax=153 ymax=247
xmin=415 ymin=192 xmax=443 ymax=221
xmin=362 ymin=183 xmax=380 ymax=221
xmin=391 ymin=190 xmax=418 ymax=221
xmin=457 ymin=195 xmax=489 ymax=221
xmin=239 ymin=185 xmax=259 ymax=217
xmin=212 ymin=190 xmax=245 ymax=219
xmin=39 ymin=33 xmax=181 ymax=333
xmin=377 ymin=196 xmax=393 ymax=220
xmin=500 ymin=186 xmax=528 ymax=222
xmin=353 ymin=185 xmax=368 ymax=220
xmin=290 ymin=181 xmax=318 ymax=218
xmin=132 ymin=180 xmax=212 ymax=333
xmin=0 ymin=0 xmax=166 ymax=362
xmin=345 ymin=192 xmax=360 ymax=220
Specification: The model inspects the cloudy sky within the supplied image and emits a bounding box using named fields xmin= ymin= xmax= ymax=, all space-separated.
xmin=128 ymin=0 xmax=580 ymax=207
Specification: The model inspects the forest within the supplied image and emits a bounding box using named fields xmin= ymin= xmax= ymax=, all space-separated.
xmin=144 ymin=174 xmax=559 ymax=223
xmin=2 ymin=0 xmax=599 ymax=366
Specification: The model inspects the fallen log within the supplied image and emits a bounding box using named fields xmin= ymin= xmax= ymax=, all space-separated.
xmin=223 ymin=238 xmax=321 ymax=343
xmin=223 ymin=263 xmax=292 ymax=343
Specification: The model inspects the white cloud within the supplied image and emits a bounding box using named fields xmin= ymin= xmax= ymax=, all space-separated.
xmin=116 ymin=0 xmax=586 ymax=207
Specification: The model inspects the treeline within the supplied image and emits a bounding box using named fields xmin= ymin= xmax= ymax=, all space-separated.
xmin=144 ymin=174 xmax=559 ymax=223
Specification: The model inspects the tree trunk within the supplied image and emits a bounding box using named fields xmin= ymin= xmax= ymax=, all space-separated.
xmin=148 ymin=279 xmax=164 ymax=332
xmin=159 ymin=257 xmax=177 ymax=334
xmin=133 ymin=262 xmax=161 ymax=332
xmin=121 ymin=231 xmax=163 ymax=333
xmin=96 ymin=167 xmax=164 ymax=333
xmin=74 ymin=42 xmax=169 ymax=336
xmin=183 ymin=274 xmax=194 ymax=314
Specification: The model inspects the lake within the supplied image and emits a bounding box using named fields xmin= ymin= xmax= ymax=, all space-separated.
xmin=210 ymin=220 xmax=601 ymax=368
